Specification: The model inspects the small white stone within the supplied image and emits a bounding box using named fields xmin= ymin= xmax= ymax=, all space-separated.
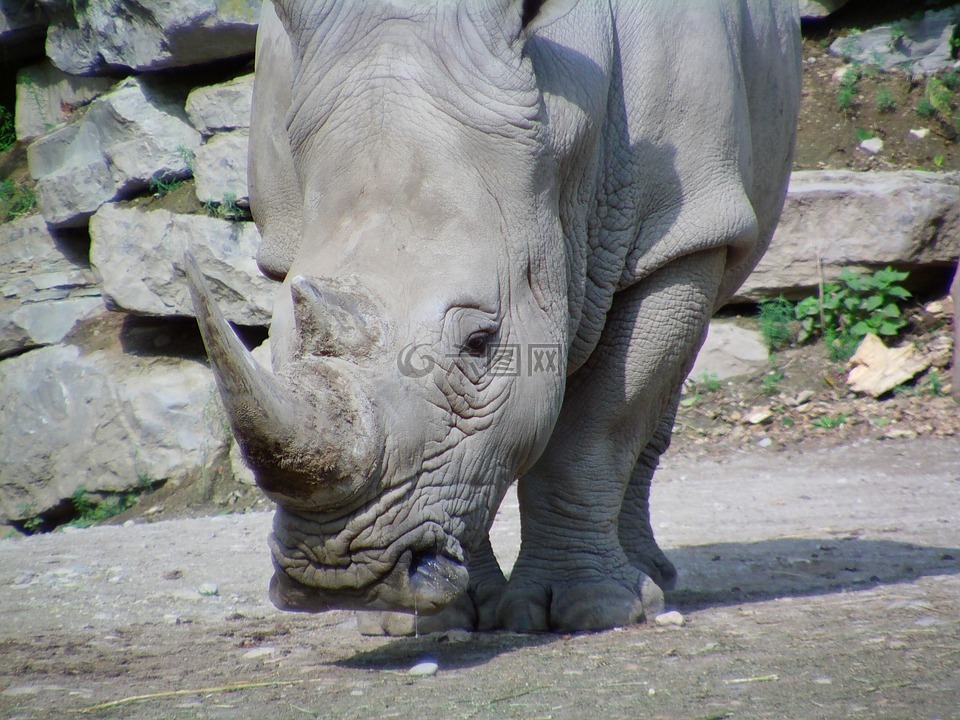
xmin=242 ymin=647 xmax=276 ymax=660
xmin=408 ymin=661 xmax=439 ymax=677
xmin=832 ymin=66 xmax=856 ymax=83
xmin=197 ymin=582 xmax=219 ymax=596
xmin=757 ymin=437 xmax=773 ymax=448
xmin=122 ymin=519 xmax=135 ymax=527
xmin=859 ymin=137 xmax=884 ymax=154
xmin=909 ymin=128 xmax=930 ymax=140
xmin=744 ymin=406 xmax=772 ymax=425
xmin=654 ymin=611 xmax=685 ymax=627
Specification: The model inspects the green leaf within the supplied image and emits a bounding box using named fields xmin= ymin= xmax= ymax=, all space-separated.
xmin=850 ymin=321 xmax=872 ymax=336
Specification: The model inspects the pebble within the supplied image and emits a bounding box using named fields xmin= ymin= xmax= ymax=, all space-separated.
xmin=744 ymin=406 xmax=772 ymax=425
xmin=795 ymin=390 xmax=815 ymax=406
xmin=197 ymin=582 xmax=219 ymax=596
xmin=242 ymin=647 xmax=276 ymax=660
xmin=859 ymin=137 xmax=884 ymax=154
xmin=654 ymin=611 xmax=685 ymax=627
xmin=909 ymin=128 xmax=930 ymax=140
xmin=757 ymin=437 xmax=773 ymax=448
xmin=408 ymin=661 xmax=439 ymax=677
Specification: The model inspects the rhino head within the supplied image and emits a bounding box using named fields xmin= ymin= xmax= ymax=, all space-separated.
xmin=188 ymin=0 xmax=578 ymax=621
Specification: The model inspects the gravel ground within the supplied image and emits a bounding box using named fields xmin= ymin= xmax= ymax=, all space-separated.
xmin=1 ymin=437 xmax=958 ymax=719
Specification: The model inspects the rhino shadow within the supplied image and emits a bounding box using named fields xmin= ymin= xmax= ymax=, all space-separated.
xmin=335 ymin=629 xmax=555 ymax=671
xmin=664 ymin=536 xmax=960 ymax=610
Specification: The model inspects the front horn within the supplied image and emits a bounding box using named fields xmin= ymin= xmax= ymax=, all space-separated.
xmin=184 ymin=251 xmax=378 ymax=511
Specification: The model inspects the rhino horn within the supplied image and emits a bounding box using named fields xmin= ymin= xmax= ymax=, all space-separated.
xmin=184 ymin=252 xmax=378 ymax=510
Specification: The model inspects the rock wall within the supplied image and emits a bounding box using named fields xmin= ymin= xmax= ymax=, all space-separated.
xmin=1 ymin=1 xmax=958 ymax=528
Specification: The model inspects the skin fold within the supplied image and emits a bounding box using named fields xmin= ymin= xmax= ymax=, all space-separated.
xmin=190 ymin=0 xmax=801 ymax=634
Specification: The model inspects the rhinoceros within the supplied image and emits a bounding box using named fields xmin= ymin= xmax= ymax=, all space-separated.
xmin=187 ymin=0 xmax=801 ymax=633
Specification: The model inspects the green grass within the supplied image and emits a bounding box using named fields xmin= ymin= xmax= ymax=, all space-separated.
xmin=695 ymin=371 xmax=722 ymax=393
xmin=875 ymin=88 xmax=896 ymax=114
xmin=149 ymin=173 xmax=183 ymax=197
xmin=757 ymin=297 xmax=795 ymax=350
xmin=0 ymin=179 xmax=36 ymax=223
xmin=204 ymin=192 xmax=247 ymax=221
xmin=812 ymin=413 xmax=849 ymax=430
xmin=67 ymin=487 xmax=141 ymax=529
xmin=0 ymin=105 xmax=16 ymax=152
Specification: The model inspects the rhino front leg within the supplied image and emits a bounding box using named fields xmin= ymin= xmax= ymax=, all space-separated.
xmin=358 ymin=533 xmax=506 ymax=636
xmin=499 ymin=248 xmax=725 ymax=633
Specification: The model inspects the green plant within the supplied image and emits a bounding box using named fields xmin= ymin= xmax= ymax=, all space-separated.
xmin=177 ymin=145 xmax=196 ymax=175
xmin=23 ymin=516 xmax=43 ymax=532
xmin=0 ymin=179 xmax=37 ymax=223
xmin=812 ymin=413 xmax=849 ymax=430
xmin=793 ymin=267 xmax=911 ymax=360
xmin=761 ymin=370 xmax=785 ymax=395
xmin=888 ymin=22 xmax=906 ymax=48
xmin=855 ymin=127 xmax=874 ymax=142
xmin=679 ymin=391 xmax=701 ymax=408
xmin=695 ymin=372 xmax=722 ymax=393
xmin=149 ymin=173 xmax=183 ymax=197
xmin=68 ymin=487 xmax=140 ymax=529
xmin=935 ymin=155 xmax=945 ymax=167
xmin=922 ymin=368 xmax=947 ymax=396
xmin=758 ymin=297 xmax=795 ymax=350
xmin=0 ymin=105 xmax=16 ymax=151
xmin=204 ymin=192 xmax=247 ymax=221
xmin=836 ymin=67 xmax=860 ymax=112
xmin=916 ymin=97 xmax=936 ymax=118
xmin=926 ymin=76 xmax=954 ymax=117
xmin=837 ymin=84 xmax=856 ymax=112
xmin=875 ymin=88 xmax=896 ymax=114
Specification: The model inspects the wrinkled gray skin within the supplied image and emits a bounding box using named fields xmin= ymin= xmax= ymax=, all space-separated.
xmin=188 ymin=0 xmax=800 ymax=633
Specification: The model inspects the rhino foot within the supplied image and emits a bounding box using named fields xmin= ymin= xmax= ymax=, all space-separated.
xmin=498 ymin=566 xmax=662 ymax=633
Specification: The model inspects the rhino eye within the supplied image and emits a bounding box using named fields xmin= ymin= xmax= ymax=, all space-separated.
xmin=463 ymin=330 xmax=494 ymax=357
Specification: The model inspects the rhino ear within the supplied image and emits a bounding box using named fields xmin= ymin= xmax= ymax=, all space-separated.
xmin=518 ymin=0 xmax=578 ymax=35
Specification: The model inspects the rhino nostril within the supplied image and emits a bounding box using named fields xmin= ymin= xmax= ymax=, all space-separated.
xmin=407 ymin=552 xmax=469 ymax=612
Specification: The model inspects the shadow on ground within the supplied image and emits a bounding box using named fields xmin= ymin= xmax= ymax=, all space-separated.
xmin=667 ymin=536 xmax=959 ymax=609
xmin=334 ymin=536 xmax=957 ymax=669
xmin=336 ymin=629 xmax=555 ymax=671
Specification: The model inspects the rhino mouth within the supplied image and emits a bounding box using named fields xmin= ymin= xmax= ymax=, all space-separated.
xmin=267 ymin=517 xmax=469 ymax=615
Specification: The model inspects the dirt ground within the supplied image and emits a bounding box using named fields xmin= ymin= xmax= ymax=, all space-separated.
xmin=2 ymin=438 xmax=959 ymax=720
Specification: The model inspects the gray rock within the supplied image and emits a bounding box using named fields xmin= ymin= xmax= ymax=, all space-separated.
xmin=28 ymin=76 xmax=201 ymax=228
xmin=0 ymin=0 xmax=46 ymax=60
xmin=0 ymin=215 xmax=103 ymax=357
xmin=0 ymin=342 xmax=228 ymax=523
xmin=690 ymin=320 xmax=769 ymax=381
xmin=829 ymin=8 xmax=960 ymax=76
xmin=194 ymin=129 xmax=249 ymax=206
xmin=739 ymin=171 xmax=960 ymax=300
xmin=38 ymin=0 xmax=259 ymax=75
xmin=89 ymin=203 xmax=276 ymax=326
xmin=798 ymin=0 xmax=850 ymax=19
xmin=654 ymin=610 xmax=685 ymax=627
xmin=185 ymin=74 xmax=254 ymax=135
xmin=15 ymin=61 xmax=114 ymax=142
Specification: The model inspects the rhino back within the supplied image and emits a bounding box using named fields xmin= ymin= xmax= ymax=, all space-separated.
xmin=534 ymin=0 xmax=800 ymax=372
